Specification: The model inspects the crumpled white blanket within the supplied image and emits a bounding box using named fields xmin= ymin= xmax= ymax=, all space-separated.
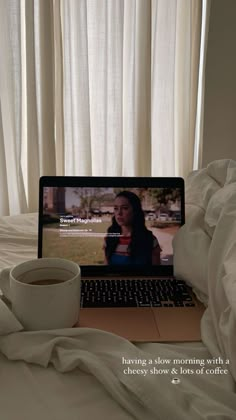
xmin=174 ymin=159 xmax=236 ymax=381
xmin=0 ymin=297 xmax=236 ymax=420
xmin=1 ymin=159 xmax=236 ymax=419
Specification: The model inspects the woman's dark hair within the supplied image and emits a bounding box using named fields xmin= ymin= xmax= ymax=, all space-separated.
xmin=105 ymin=191 xmax=153 ymax=264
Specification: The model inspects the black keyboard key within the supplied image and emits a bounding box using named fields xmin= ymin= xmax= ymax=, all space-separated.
xmin=182 ymin=296 xmax=193 ymax=301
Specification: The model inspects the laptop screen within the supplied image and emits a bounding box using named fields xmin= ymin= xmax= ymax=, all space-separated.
xmin=38 ymin=177 xmax=184 ymax=276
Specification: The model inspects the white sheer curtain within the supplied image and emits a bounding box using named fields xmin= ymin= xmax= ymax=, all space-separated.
xmin=0 ymin=0 xmax=56 ymax=215
xmin=0 ymin=0 xmax=211 ymax=216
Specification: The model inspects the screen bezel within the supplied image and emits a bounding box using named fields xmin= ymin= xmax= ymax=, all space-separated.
xmin=38 ymin=176 xmax=185 ymax=277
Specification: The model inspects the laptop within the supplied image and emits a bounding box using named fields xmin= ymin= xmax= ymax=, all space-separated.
xmin=38 ymin=176 xmax=205 ymax=342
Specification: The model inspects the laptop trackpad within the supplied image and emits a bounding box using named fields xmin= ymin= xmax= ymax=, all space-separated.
xmin=79 ymin=308 xmax=160 ymax=342
xmin=152 ymin=308 xmax=203 ymax=342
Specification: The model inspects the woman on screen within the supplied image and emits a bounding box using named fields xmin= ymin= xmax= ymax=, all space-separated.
xmin=104 ymin=191 xmax=161 ymax=265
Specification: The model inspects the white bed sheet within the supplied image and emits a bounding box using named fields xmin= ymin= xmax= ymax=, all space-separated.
xmin=1 ymin=160 xmax=236 ymax=419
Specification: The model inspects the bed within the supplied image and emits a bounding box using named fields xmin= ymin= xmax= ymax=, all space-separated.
xmin=0 ymin=159 xmax=236 ymax=420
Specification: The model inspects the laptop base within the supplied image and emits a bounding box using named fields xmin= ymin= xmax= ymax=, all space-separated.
xmin=78 ymin=303 xmax=205 ymax=342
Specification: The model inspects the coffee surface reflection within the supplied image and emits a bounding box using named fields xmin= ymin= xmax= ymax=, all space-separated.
xmin=25 ymin=279 xmax=65 ymax=286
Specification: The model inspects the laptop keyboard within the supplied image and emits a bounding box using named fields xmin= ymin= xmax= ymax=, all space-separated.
xmin=80 ymin=279 xmax=196 ymax=308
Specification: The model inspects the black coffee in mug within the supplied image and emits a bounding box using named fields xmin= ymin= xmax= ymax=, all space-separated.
xmin=28 ymin=279 xmax=65 ymax=286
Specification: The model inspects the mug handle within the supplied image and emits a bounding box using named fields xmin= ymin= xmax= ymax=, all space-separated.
xmin=0 ymin=268 xmax=12 ymax=301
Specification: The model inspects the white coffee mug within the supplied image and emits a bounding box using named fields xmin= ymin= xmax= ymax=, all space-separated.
xmin=0 ymin=258 xmax=81 ymax=331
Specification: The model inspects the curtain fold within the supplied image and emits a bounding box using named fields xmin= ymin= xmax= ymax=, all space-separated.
xmin=151 ymin=0 xmax=177 ymax=177
xmin=151 ymin=0 xmax=203 ymax=178
xmin=174 ymin=0 xmax=202 ymax=178
xmin=0 ymin=0 xmax=28 ymax=215
xmin=193 ymin=0 xmax=211 ymax=170
xmin=62 ymin=0 xmax=92 ymax=176
xmin=25 ymin=0 xmax=56 ymax=211
xmin=0 ymin=0 xmax=211 ymax=216
xmin=52 ymin=0 xmax=65 ymax=176
xmin=122 ymin=0 xmax=151 ymax=176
